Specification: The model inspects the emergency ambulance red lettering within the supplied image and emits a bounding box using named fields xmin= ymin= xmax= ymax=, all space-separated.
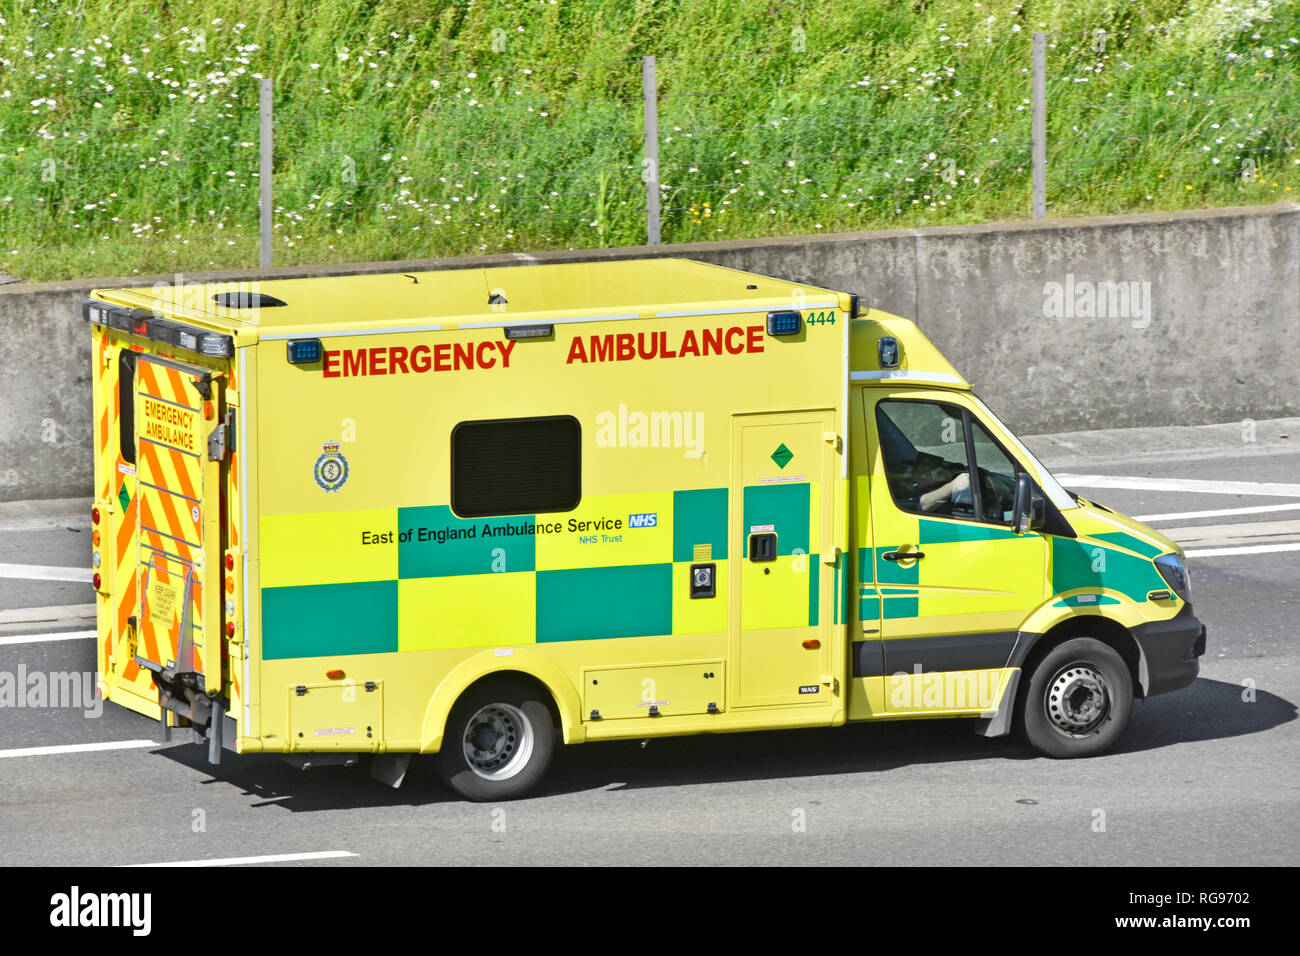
xmin=565 ymin=325 xmax=764 ymax=365
xmin=321 ymin=339 xmax=514 ymax=377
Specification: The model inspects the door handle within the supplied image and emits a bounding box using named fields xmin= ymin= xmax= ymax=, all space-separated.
xmin=882 ymin=550 xmax=925 ymax=561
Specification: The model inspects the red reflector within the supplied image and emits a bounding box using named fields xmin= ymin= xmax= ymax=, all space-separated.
xmin=225 ymin=621 xmax=236 ymax=637
xmin=326 ymin=669 xmax=345 ymax=680
xmin=225 ymin=553 xmax=235 ymax=571
xmin=92 ymin=572 xmax=102 ymax=590
xmin=802 ymin=639 xmax=820 ymax=650
xmin=91 ymin=507 xmax=100 ymax=524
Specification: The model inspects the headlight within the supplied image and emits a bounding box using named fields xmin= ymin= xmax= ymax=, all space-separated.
xmin=1154 ymin=553 xmax=1191 ymax=602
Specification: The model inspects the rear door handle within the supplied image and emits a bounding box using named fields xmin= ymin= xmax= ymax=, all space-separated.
xmin=882 ymin=550 xmax=925 ymax=561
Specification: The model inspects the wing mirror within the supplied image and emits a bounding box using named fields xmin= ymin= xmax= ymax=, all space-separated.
xmin=1013 ymin=473 xmax=1046 ymax=535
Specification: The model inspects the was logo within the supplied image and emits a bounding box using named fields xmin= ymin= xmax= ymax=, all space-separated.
xmin=313 ymin=440 xmax=349 ymax=493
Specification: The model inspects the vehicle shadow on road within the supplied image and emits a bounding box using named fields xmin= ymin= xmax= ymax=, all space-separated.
xmin=152 ymin=677 xmax=1293 ymax=809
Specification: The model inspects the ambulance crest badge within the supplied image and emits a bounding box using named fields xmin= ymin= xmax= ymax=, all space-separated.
xmin=314 ymin=440 xmax=349 ymax=493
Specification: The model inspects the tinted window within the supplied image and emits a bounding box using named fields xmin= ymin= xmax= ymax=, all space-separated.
xmin=118 ymin=350 xmax=137 ymax=465
xmin=451 ymin=416 xmax=581 ymax=518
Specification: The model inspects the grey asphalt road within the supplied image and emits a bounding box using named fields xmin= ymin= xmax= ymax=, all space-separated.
xmin=0 ymin=420 xmax=1296 ymax=866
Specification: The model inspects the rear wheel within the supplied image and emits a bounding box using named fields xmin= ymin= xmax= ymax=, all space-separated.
xmin=1018 ymin=637 xmax=1132 ymax=758
xmin=438 ymin=680 xmax=556 ymax=801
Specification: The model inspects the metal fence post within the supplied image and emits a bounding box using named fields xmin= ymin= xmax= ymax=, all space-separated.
xmin=642 ymin=55 xmax=661 ymax=245
xmin=259 ymin=78 xmax=274 ymax=268
xmin=1032 ymin=32 xmax=1046 ymax=220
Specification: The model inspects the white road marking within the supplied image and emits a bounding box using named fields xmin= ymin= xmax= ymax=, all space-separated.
xmin=1135 ymin=502 xmax=1300 ymax=522
xmin=0 ymin=629 xmax=97 ymax=646
xmin=1056 ymin=474 xmax=1300 ymax=497
xmin=123 ymin=850 xmax=358 ymax=868
xmin=0 ymin=603 xmax=95 ymax=625
xmin=1184 ymin=542 xmax=1300 ymax=557
xmin=0 ymin=739 xmax=156 ymax=759
xmin=0 ymin=563 xmax=90 ymax=583
xmin=1168 ymin=519 xmax=1300 ymax=549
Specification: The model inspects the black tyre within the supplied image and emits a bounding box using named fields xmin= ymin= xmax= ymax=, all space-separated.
xmin=1018 ymin=637 xmax=1133 ymax=758
xmin=438 ymin=679 xmax=556 ymax=801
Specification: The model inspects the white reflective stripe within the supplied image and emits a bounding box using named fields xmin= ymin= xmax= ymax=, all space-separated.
xmin=657 ymin=301 xmax=836 ymax=318
xmin=850 ymin=370 xmax=965 ymax=384
xmin=460 ymin=313 xmax=641 ymax=329
xmin=259 ymin=325 xmax=443 ymax=340
xmin=239 ymin=346 xmax=251 ymax=733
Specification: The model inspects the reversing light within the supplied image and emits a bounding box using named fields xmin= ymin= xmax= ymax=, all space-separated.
xmin=766 ymin=310 xmax=802 ymax=336
xmin=286 ymin=338 xmax=323 ymax=364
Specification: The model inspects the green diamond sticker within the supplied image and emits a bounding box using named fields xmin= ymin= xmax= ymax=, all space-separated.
xmin=117 ymin=483 xmax=130 ymax=514
xmin=771 ymin=443 xmax=794 ymax=469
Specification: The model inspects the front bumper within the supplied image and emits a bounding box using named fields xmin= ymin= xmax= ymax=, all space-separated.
xmin=1132 ymin=603 xmax=1206 ymax=698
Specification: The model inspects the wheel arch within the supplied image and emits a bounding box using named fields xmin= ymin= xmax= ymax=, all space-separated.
xmin=418 ymin=651 xmax=584 ymax=754
xmin=1015 ymin=614 xmax=1148 ymax=700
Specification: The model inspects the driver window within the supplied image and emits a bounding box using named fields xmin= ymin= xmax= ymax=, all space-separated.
xmin=969 ymin=418 xmax=1021 ymax=525
xmin=876 ymin=400 xmax=975 ymax=519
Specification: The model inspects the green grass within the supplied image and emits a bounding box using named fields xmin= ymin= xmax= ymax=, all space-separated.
xmin=1 ymin=0 xmax=1297 ymax=281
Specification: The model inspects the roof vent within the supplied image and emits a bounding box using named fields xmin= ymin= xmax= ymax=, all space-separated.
xmin=212 ymin=291 xmax=287 ymax=309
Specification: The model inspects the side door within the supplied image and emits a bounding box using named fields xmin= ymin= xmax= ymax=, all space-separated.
xmin=133 ymin=355 xmax=224 ymax=693
xmin=729 ymin=410 xmax=837 ymax=708
xmin=864 ymin=390 xmax=1047 ymax=714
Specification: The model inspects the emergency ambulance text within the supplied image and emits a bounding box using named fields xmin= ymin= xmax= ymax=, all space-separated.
xmin=322 ymin=339 xmax=516 ymax=378
xmin=140 ymin=397 xmax=195 ymax=451
xmin=566 ymin=325 xmax=764 ymax=364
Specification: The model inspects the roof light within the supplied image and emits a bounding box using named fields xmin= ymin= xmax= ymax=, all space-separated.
xmin=878 ymin=336 xmax=901 ymax=369
xmin=503 ymin=324 xmax=553 ymax=340
xmin=766 ymin=310 xmax=802 ymax=336
xmin=198 ymin=333 xmax=234 ymax=358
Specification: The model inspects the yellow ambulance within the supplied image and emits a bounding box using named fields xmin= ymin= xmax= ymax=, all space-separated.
xmin=83 ymin=258 xmax=1204 ymax=800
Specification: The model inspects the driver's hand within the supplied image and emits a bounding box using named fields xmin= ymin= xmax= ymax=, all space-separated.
xmin=950 ymin=472 xmax=971 ymax=495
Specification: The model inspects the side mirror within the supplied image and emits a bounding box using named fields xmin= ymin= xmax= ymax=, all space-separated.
xmin=1013 ymin=473 xmax=1046 ymax=535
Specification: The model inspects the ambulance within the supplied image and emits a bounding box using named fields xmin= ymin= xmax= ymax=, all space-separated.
xmin=83 ymin=257 xmax=1205 ymax=800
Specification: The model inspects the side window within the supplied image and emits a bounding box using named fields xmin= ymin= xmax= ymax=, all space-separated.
xmin=451 ymin=415 xmax=581 ymax=518
xmin=969 ymin=417 xmax=1022 ymax=526
xmin=118 ymin=350 xmax=137 ymax=465
xmin=876 ymin=400 xmax=974 ymax=520
xmin=876 ymin=399 xmax=1024 ymax=525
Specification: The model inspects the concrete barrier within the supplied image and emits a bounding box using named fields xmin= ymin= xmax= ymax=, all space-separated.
xmin=2 ymin=203 xmax=1296 ymax=501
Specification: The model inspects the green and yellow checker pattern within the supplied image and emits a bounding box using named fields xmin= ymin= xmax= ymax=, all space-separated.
xmin=260 ymin=485 xmax=831 ymax=659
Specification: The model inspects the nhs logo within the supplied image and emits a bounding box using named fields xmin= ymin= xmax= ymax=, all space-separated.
xmin=628 ymin=513 xmax=658 ymax=528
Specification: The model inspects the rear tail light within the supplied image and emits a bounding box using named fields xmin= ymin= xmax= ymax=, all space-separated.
xmin=91 ymin=507 xmax=100 ymax=525
xmin=92 ymin=572 xmax=102 ymax=589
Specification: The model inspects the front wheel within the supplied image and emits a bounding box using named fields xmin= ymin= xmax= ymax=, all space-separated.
xmin=1018 ymin=637 xmax=1133 ymax=758
xmin=438 ymin=680 xmax=556 ymax=801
